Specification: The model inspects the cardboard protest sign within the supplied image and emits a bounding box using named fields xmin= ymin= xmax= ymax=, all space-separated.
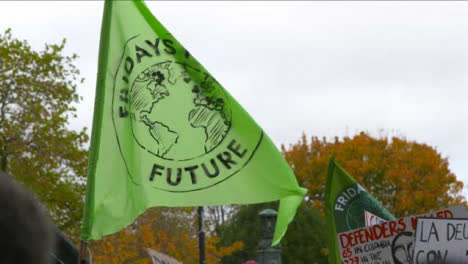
xmin=365 ymin=211 xmax=386 ymax=227
xmin=413 ymin=218 xmax=468 ymax=264
xmin=337 ymin=205 xmax=468 ymax=264
xmin=146 ymin=249 xmax=182 ymax=264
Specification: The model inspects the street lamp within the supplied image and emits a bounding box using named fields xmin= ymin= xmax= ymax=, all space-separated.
xmin=257 ymin=209 xmax=282 ymax=264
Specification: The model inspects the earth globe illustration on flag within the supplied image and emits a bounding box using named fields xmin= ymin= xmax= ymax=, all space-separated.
xmin=128 ymin=61 xmax=232 ymax=161
xmin=345 ymin=194 xmax=385 ymax=230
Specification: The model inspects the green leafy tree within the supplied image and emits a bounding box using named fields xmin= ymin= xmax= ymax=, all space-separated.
xmin=216 ymin=202 xmax=328 ymax=264
xmin=281 ymin=203 xmax=328 ymax=264
xmin=0 ymin=29 xmax=88 ymax=241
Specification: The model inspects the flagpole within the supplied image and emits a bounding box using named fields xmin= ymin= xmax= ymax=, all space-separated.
xmin=78 ymin=240 xmax=87 ymax=264
xmin=197 ymin=206 xmax=206 ymax=264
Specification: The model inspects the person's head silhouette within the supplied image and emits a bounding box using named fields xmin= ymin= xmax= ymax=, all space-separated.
xmin=0 ymin=171 xmax=54 ymax=264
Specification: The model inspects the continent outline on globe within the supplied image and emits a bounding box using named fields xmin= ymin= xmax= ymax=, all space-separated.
xmin=129 ymin=60 xmax=233 ymax=161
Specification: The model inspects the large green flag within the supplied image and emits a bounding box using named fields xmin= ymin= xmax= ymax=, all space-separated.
xmin=80 ymin=0 xmax=307 ymax=245
xmin=325 ymin=157 xmax=394 ymax=264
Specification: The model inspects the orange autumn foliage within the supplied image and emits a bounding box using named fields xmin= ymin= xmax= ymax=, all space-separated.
xmin=282 ymin=132 xmax=465 ymax=218
xmin=91 ymin=207 xmax=243 ymax=264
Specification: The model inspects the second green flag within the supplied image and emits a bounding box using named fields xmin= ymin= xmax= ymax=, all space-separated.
xmin=325 ymin=157 xmax=394 ymax=263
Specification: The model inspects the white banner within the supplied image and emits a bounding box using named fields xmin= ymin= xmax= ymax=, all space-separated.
xmin=147 ymin=248 xmax=182 ymax=264
xmin=337 ymin=205 xmax=468 ymax=264
xmin=413 ymin=217 xmax=468 ymax=264
xmin=365 ymin=211 xmax=386 ymax=227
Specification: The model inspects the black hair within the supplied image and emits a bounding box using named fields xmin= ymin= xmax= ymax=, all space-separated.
xmin=0 ymin=171 xmax=54 ymax=264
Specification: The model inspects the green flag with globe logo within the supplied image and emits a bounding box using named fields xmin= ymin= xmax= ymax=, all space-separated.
xmin=325 ymin=157 xmax=394 ymax=264
xmin=80 ymin=0 xmax=307 ymax=245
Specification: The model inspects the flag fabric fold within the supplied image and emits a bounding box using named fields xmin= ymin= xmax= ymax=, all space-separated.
xmin=325 ymin=157 xmax=394 ymax=263
xmin=81 ymin=0 xmax=306 ymax=245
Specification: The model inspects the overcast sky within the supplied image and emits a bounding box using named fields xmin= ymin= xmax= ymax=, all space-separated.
xmin=1 ymin=1 xmax=467 ymax=194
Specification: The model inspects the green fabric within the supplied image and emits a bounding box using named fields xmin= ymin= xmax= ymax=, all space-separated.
xmin=324 ymin=157 xmax=394 ymax=264
xmin=80 ymin=0 xmax=306 ymax=245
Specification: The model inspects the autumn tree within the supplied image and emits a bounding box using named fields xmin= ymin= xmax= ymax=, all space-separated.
xmin=282 ymin=132 xmax=465 ymax=217
xmin=0 ymin=29 xmax=88 ymax=240
xmin=91 ymin=207 xmax=244 ymax=264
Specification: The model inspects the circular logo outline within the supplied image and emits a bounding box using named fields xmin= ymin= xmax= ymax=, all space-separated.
xmin=110 ymin=35 xmax=264 ymax=192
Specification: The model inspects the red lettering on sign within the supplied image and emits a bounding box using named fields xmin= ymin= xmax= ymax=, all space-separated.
xmin=374 ymin=223 xmax=383 ymax=240
xmin=398 ymin=218 xmax=407 ymax=231
xmin=339 ymin=233 xmax=350 ymax=249
xmin=364 ymin=226 xmax=374 ymax=241
xmin=361 ymin=228 xmax=367 ymax=244
xmin=411 ymin=216 xmax=417 ymax=230
xmin=389 ymin=220 xmax=398 ymax=236
xmin=444 ymin=209 xmax=453 ymax=218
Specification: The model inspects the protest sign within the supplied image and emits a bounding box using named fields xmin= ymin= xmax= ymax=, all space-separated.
xmin=337 ymin=205 xmax=468 ymax=264
xmin=413 ymin=218 xmax=468 ymax=264
xmin=146 ymin=249 xmax=182 ymax=264
xmin=365 ymin=211 xmax=386 ymax=227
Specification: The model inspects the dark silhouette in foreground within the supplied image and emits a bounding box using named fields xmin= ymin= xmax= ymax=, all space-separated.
xmin=0 ymin=171 xmax=54 ymax=264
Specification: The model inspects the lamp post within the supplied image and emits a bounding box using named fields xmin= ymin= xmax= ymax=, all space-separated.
xmin=257 ymin=209 xmax=282 ymax=264
xmin=198 ymin=206 xmax=206 ymax=264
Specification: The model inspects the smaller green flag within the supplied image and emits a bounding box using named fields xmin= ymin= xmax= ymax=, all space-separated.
xmin=324 ymin=157 xmax=394 ymax=264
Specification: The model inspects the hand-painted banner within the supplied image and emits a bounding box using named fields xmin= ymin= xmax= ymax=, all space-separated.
xmin=413 ymin=217 xmax=468 ymax=264
xmin=337 ymin=205 xmax=468 ymax=264
xmin=365 ymin=211 xmax=386 ymax=228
